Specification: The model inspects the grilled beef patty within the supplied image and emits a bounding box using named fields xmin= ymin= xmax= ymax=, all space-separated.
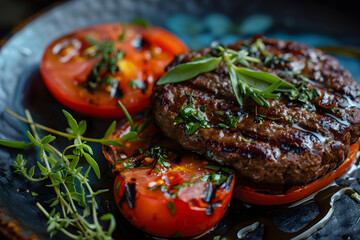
xmin=151 ymin=36 xmax=360 ymax=188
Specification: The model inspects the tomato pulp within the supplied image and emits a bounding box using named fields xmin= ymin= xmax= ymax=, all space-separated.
xmin=40 ymin=23 xmax=188 ymax=118
xmin=103 ymin=116 xmax=235 ymax=238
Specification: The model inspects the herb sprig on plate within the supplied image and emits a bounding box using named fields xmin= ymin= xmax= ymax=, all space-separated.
xmin=0 ymin=109 xmax=137 ymax=239
xmin=156 ymin=39 xmax=295 ymax=107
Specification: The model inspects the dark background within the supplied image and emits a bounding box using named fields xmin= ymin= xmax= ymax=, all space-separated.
xmin=0 ymin=0 xmax=66 ymax=41
xmin=1 ymin=0 xmax=360 ymax=40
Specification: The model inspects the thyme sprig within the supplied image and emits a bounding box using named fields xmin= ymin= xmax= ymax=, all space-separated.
xmin=0 ymin=109 xmax=138 ymax=239
xmin=5 ymin=109 xmax=136 ymax=148
xmin=156 ymin=39 xmax=294 ymax=107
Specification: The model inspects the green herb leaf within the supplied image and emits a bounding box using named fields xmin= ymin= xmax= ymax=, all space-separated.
xmin=118 ymin=23 xmax=127 ymax=41
xmin=37 ymin=161 xmax=48 ymax=175
xmin=103 ymin=121 xmax=116 ymax=138
xmin=62 ymin=110 xmax=79 ymax=134
xmin=228 ymin=66 xmax=243 ymax=106
xmin=28 ymin=166 xmax=35 ymax=178
xmin=218 ymin=123 xmax=229 ymax=129
xmin=174 ymin=104 xmax=210 ymax=135
xmin=77 ymin=120 xmax=87 ymax=136
xmin=41 ymin=135 xmax=56 ymax=145
xmin=120 ymin=131 xmax=138 ymax=141
xmin=83 ymin=152 xmax=100 ymax=179
xmin=69 ymin=156 xmax=80 ymax=171
xmin=100 ymin=213 xmax=116 ymax=235
xmin=237 ymin=68 xmax=294 ymax=90
xmin=31 ymin=192 xmax=38 ymax=197
xmin=166 ymin=201 xmax=176 ymax=216
xmin=203 ymin=164 xmax=221 ymax=171
xmin=253 ymin=38 xmax=270 ymax=57
xmin=156 ymin=57 xmax=221 ymax=85
xmin=118 ymin=100 xmax=134 ymax=130
xmin=100 ymin=139 xmax=123 ymax=147
xmin=0 ymin=139 xmax=32 ymax=149
xmin=27 ymin=131 xmax=40 ymax=146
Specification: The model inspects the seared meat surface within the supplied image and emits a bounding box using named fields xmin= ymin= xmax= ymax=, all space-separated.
xmin=151 ymin=36 xmax=360 ymax=188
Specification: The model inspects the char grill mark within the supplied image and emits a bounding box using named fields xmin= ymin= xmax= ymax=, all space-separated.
xmin=152 ymin=37 xmax=360 ymax=187
xmin=153 ymin=83 xmax=348 ymax=186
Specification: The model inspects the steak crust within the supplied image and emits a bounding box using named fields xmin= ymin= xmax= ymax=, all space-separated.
xmin=151 ymin=36 xmax=360 ymax=188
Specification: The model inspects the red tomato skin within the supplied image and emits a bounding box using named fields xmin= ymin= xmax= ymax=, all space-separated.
xmin=40 ymin=23 xmax=188 ymax=118
xmin=114 ymin=173 xmax=234 ymax=238
xmin=233 ymin=139 xmax=360 ymax=205
xmin=104 ymin=116 xmax=234 ymax=238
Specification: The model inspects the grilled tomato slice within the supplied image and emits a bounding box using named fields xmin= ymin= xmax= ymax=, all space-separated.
xmin=103 ymin=116 xmax=234 ymax=238
xmin=40 ymin=23 xmax=188 ymax=118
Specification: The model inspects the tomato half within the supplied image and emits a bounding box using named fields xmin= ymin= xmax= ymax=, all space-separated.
xmin=40 ymin=23 xmax=188 ymax=118
xmin=233 ymin=139 xmax=360 ymax=205
xmin=103 ymin=116 xmax=234 ymax=238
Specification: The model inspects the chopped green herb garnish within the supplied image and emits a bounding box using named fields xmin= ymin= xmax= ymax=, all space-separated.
xmin=117 ymin=146 xmax=173 ymax=170
xmin=185 ymin=90 xmax=195 ymax=104
xmin=85 ymin=36 xmax=124 ymax=92
xmin=226 ymin=113 xmax=239 ymax=127
xmin=31 ymin=192 xmax=38 ymax=197
xmin=117 ymin=23 xmax=127 ymax=41
xmin=285 ymin=81 xmax=320 ymax=109
xmin=171 ymin=184 xmax=185 ymax=190
xmin=254 ymin=113 xmax=265 ymax=124
xmin=218 ymin=123 xmax=230 ymax=129
xmin=203 ymin=164 xmax=221 ymax=171
xmin=219 ymin=113 xmax=240 ymax=128
xmin=174 ymin=104 xmax=210 ymax=135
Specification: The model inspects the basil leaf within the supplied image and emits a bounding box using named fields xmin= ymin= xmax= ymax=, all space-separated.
xmin=156 ymin=57 xmax=221 ymax=85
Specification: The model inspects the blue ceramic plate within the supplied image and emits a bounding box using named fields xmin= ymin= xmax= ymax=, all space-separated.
xmin=1 ymin=0 xmax=360 ymax=239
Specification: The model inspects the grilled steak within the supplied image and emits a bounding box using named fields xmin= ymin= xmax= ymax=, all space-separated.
xmin=151 ymin=36 xmax=360 ymax=188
